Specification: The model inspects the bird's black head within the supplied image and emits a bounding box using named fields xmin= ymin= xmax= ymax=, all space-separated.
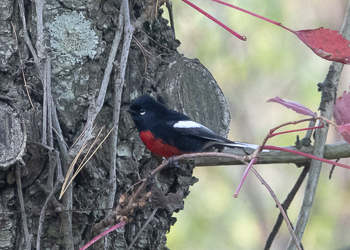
xmin=128 ymin=95 xmax=168 ymax=132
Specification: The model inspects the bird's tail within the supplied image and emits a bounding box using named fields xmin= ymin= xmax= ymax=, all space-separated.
xmin=217 ymin=141 xmax=269 ymax=152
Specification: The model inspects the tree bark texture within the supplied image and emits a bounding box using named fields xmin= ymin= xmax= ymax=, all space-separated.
xmin=0 ymin=0 xmax=231 ymax=249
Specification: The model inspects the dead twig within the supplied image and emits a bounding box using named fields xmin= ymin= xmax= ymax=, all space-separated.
xmin=10 ymin=21 xmax=35 ymax=110
xmin=107 ymin=0 xmax=135 ymax=217
xmin=16 ymin=164 xmax=32 ymax=250
xmin=17 ymin=0 xmax=43 ymax=79
xmin=287 ymin=3 xmax=350 ymax=248
xmin=264 ymin=166 xmax=309 ymax=250
xmin=36 ymin=180 xmax=62 ymax=250
xmin=250 ymin=167 xmax=302 ymax=250
xmin=68 ymin=0 xmax=127 ymax=158
xmin=127 ymin=208 xmax=158 ymax=250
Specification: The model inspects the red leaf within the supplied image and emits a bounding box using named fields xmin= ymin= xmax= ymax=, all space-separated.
xmin=211 ymin=0 xmax=350 ymax=64
xmin=293 ymin=28 xmax=350 ymax=64
xmin=267 ymin=96 xmax=316 ymax=117
xmin=337 ymin=124 xmax=350 ymax=144
xmin=333 ymin=91 xmax=350 ymax=143
xmin=333 ymin=91 xmax=350 ymax=125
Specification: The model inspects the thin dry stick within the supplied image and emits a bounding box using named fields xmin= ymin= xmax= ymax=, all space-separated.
xmin=46 ymin=149 xmax=57 ymax=189
xmin=127 ymin=208 xmax=158 ymax=250
xmin=50 ymin=100 xmax=74 ymax=249
xmin=17 ymin=0 xmax=42 ymax=79
xmin=10 ymin=21 xmax=35 ymax=110
xmin=265 ymin=121 xmax=314 ymax=249
xmin=59 ymin=144 xmax=87 ymax=199
xmin=95 ymin=151 xmax=245 ymax=232
xmin=287 ymin=2 xmax=350 ymax=248
xmin=60 ymin=128 xmax=114 ymax=199
xmin=70 ymin=124 xmax=97 ymax=150
xmin=250 ymin=167 xmax=302 ymax=250
xmin=46 ymin=57 xmax=53 ymax=148
xmin=107 ymin=0 xmax=135 ymax=217
xmin=51 ymin=127 xmax=69 ymax=149
xmin=78 ymin=127 xmax=105 ymax=170
xmin=36 ymin=181 xmax=61 ymax=250
xmin=132 ymin=36 xmax=150 ymax=72
xmin=34 ymin=0 xmax=45 ymax=59
xmin=264 ymin=166 xmax=309 ymax=250
xmin=16 ymin=164 xmax=32 ymax=250
xmin=42 ymin=61 xmax=48 ymax=145
xmin=69 ymin=0 xmax=126 ymax=157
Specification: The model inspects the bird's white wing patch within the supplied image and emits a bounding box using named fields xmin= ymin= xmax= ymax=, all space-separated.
xmin=173 ymin=121 xmax=211 ymax=130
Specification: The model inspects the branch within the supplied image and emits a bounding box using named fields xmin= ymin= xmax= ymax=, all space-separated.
xmin=108 ymin=0 xmax=135 ymax=215
xmin=69 ymin=0 xmax=128 ymax=157
xmin=286 ymin=3 xmax=350 ymax=249
xmin=51 ymin=102 xmax=74 ymax=249
xmin=127 ymin=208 xmax=158 ymax=250
xmin=36 ymin=180 xmax=62 ymax=250
xmin=16 ymin=164 xmax=32 ymax=250
xmin=264 ymin=166 xmax=309 ymax=249
xmin=194 ymin=141 xmax=350 ymax=166
xmin=17 ymin=0 xmax=43 ymax=80
xmin=251 ymin=167 xmax=302 ymax=250
xmin=34 ymin=0 xmax=45 ymax=59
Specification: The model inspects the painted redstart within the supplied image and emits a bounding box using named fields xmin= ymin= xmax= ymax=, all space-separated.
xmin=128 ymin=95 xmax=260 ymax=158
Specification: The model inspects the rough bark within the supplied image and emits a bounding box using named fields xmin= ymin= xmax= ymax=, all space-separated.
xmin=0 ymin=0 xmax=231 ymax=249
xmin=1 ymin=0 xmax=350 ymax=249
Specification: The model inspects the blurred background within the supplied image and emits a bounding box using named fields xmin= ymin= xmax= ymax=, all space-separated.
xmin=163 ymin=0 xmax=350 ymax=249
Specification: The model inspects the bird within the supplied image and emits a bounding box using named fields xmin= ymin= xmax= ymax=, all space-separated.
xmin=128 ymin=95 xmax=261 ymax=158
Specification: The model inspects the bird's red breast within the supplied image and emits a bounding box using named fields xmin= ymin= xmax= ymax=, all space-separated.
xmin=139 ymin=130 xmax=185 ymax=158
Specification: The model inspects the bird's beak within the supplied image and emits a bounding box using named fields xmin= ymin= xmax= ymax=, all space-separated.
xmin=127 ymin=108 xmax=136 ymax=114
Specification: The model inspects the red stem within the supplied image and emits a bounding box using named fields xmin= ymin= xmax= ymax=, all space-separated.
xmin=80 ymin=221 xmax=126 ymax=250
xmin=234 ymin=157 xmax=257 ymax=198
xmin=264 ymin=145 xmax=350 ymax=170
xmin=211 ymin=0 xmax=294 ymax=32
xmin=271 ymin=125 xmax=324 ymax=137
xmin=182 ymin=0 xmax=247 ymax=40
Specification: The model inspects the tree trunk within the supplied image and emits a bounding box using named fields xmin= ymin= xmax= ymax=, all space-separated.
xmin=0 ymin=0 xmax=231 ymax=249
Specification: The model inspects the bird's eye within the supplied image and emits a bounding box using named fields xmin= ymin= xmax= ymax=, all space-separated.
xmin=140 ymin=109 xmax=146 ymax=115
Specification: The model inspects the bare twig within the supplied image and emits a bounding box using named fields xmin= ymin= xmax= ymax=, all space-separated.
xmin=265 ymin=120 xmax=314 ymax=249
xmin=42 ymin=62 xmax=48 ymax=145
xmin=17 ymin=0 xmax=43 ymax=79
xmin=264 ymin=166 xmax=309 ymax=250
xmin=107 ymin=0 xmax=135 ymax=216
xmin=127 ymin=208 xmax=158 ymax=250
xmin=80 ymin=221 xmax=126 ymax=250
xmin=166 ymin=1 xmax=176 ymax=36
xmin=69 ymin=0 xmax=127 ymax=158
xmin=47 ymin=148 xmax=58 ymax=189
xmin=95 ymin=151 xmax=245 ymax=231
xmin=34 ymin=0 xmax=45 ymax=59
xmin=16 ymin=164 xmax=32 ymax=250
xmin=51 ymin=126 xmax=69 ymax=149
xmin=250 ymin=167 xmax=302 ymax=250
xmin=36 ymin=180 xmax=62 ymax=250
xmin=10 ymin=21 xmax=35 ymax=110
xmin=51 ymin=101 xmax=74 ymax=249
xmin=46 ymin=57 xmax=53 ymax=148
xmin=286 ymin=3 xmax=350 ymax=249
xmin=59 ymin=144 xmax=87 ymax=199
xmin=59 ymin=127 xmax=114 ymax=199
xmin=234 ymin=157 xmax=256 ymax=197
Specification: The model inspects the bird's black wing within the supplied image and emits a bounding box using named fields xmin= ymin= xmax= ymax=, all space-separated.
xmin=169 ymin=120 xmax=262 ymax=150
xmin=168 ymin=120 xmax=232 ymax=144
